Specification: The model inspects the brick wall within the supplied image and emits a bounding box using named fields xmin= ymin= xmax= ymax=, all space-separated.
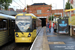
xmin=27 ymin=5 xmax=52 ymax=17
xmin=27 ymin=5 xmax=63 ymax=17
xmin=52 ymin=9 xmax=63 ymax=16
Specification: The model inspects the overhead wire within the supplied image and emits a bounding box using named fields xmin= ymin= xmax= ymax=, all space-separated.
xmin=13 ymin=0 xmax=24 ymax=8
xmin=19 ymin=0 xmax=25 ymax=7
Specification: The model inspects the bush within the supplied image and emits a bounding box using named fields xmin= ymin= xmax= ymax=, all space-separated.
xmin=49 ymin=15 xmax=54 ymax=21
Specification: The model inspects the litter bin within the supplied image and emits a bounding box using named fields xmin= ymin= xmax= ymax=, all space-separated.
xmin=72 ymin=25 xmax=75 ymax=35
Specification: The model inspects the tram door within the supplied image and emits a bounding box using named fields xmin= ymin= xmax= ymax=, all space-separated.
xmin=11 ymin=20 xmax=15 ymax=37
xmin=8 ymin=19 xmax=12 ymax=40
xmin=8 ymin=19 xmax=15 ymax=40
xmin=8 ymin=19 xmax=11 ymax=36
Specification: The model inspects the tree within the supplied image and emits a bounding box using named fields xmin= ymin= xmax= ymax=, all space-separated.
xmin=65 ymin=0 xmax=73 ymax=9
xmin=0 ymin=0 xmax=12 ymax=10
xmin=49 ymin=15 xmax=54 ymax=21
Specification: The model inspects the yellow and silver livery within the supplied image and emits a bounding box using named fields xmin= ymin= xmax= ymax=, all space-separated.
xmin=15 ymin=13 xmax=41 ymax=43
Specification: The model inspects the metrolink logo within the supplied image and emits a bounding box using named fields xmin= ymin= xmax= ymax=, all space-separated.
xmin=59 ymin=21 xmax=67 ymax=27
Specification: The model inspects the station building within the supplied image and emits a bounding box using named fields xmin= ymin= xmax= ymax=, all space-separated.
xmin=26 ymin=3 xmax=63 ymax=27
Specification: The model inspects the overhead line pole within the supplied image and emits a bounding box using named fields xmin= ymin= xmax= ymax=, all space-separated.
xmin=70 ymin=0 xmax=72 ymax=36
xmin=19 ymin=0 xmax=25 ymax=7
xmin=25 ymin=0 xmax=26 ymax=8
xmin=63 ymin=0 xmax=65 ymax=17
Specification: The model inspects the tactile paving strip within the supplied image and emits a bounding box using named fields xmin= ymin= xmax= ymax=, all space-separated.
xmin=48 ymin=42 xmax=65 ymax=44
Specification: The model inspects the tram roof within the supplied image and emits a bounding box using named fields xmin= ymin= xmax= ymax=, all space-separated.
xmin=16 ymin=13 xmax=37 ymax=19
xmin=0 ymin=14 xmax=15 ymax=19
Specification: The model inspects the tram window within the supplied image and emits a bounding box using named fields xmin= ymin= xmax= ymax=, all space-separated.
xmin=0 ymin=19 xmax=7 ymax=30
xmin=34 ymin=21 xmax=36 ymax=29
xmin=33 ymin=20 xmax=36 ymax=29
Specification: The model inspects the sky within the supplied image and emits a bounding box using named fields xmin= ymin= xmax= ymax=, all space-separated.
xmin=9 ymin=0 xmax=68 ymax=10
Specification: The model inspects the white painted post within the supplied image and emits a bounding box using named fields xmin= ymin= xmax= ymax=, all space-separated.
xmin=70 ymin=0 xmax=72 ymax=36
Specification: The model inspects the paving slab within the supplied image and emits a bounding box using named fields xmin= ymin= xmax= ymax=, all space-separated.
xmin=47 ymin=27 xmax=75 ymax=50
xmin=49 ymin=44 xmax=75 ymax=50
xmin=30 ymin=27 xmax=44 ymax=50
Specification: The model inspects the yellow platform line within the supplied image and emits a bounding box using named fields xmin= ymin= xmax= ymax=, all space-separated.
xmin=48 ymin=42 xmax=65 ymax=44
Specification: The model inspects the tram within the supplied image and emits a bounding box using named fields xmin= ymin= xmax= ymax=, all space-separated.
xmin=15 ymin=13 xmax=42 ymax=43
xmin=0 ymin=14 xmax=15 ymax=46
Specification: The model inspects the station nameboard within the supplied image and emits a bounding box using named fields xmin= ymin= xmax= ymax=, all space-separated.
xmin=58 ymin=19 xmax=69 ymax=34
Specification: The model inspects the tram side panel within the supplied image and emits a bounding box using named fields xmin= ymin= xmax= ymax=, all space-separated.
xmin=0 ymin=19 xmax=15 ymax=46
xmin=36 ymin=19 xmax=42 ymax=27
xmin=0 ymin=19 xmax=8 ymax=46
xmin=36 ymin=19 xmax=42 ymax=35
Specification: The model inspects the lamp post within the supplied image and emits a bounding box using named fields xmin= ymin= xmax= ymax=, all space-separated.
xmin=52 ymin=3 xmax=57 ymax=14
xmin=47 ymin=5 xmax=49 ymax=22
xmin=52 ymin=3 xmax=57 ymax=23
xmin=63 ymin=0 xmax=65 ymax=16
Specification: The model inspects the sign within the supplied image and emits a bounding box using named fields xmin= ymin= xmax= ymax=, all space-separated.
xmin=58 ymin=19 xmax=69 ymax=34
xmin=17 ymin=16 xmax=30 ymax=20
xmin=54 ymin=14 xmax=61 ymax=17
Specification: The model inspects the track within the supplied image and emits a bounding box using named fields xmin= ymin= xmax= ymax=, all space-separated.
xmin=1 ymin=42 xmax=31 ymax=50
xmin=1 ymin=27 xmax=42 ymax=50
xmin=13 ymin=43 xmax=31 ymax=50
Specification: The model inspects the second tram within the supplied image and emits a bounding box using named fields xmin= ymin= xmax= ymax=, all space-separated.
xmin=0 ymin=14 xmax=15 ymax=46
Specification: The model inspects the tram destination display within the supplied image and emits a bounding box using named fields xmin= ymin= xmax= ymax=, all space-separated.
xmin=58 ymin=19 xmax=69 ymax=34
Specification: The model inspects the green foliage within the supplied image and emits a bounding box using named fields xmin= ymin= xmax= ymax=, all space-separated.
xmin=0 ymin=0 xmax=12 ymax=10
xmin=65 ymin=0 xmax=73 ymax=9
xmin=49 ymin=15 xmax=54 ymax=21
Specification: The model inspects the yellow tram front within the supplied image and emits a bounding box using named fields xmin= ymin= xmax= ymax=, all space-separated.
xmin=15 ymin=13 xmax=37 ymax=43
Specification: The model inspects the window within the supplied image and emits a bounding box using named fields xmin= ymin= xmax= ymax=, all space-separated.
xmin=0 ymin=19 xmax=7 ymax=30
xmin=34 ymin=21 xmax=36 ymax=29
xmin=32 ymin=20 xmax=36 ymax=29
xmin=37 ymin=10 xmax=41 ymax=14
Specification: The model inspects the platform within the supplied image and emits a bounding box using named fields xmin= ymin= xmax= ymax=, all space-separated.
xmin=30 ymin=27 xmax=75 ymax=50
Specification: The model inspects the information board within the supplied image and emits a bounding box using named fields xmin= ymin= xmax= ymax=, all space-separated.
xmin=58 ymin=19 xmax=69 ymax=34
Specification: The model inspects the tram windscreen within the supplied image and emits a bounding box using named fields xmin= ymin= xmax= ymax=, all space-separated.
xmin=15 ymin=16 xmax=32 ymax=32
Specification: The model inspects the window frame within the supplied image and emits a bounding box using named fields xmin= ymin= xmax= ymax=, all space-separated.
xmin=32 ymin=19 xmax=36 ymax=30
xmin=0 ymin=18 xmax=8 ymax=31
xmin=37 ymin=10 xmax=42 ymax=14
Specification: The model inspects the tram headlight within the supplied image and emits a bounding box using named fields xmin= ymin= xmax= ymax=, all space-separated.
xmin=16 ymin=33 xmax=19 ymax=37
xmin=28 ymin=33 xmax=31 ymax=37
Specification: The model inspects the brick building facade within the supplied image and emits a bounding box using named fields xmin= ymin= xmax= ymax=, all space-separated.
xmin=27 ymin=3 xmax=63 ymax=17
xmin=26 ymin=3 xmax=63 ymax=26
xmin=27 ymin=3 xmax=52 ymax=17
